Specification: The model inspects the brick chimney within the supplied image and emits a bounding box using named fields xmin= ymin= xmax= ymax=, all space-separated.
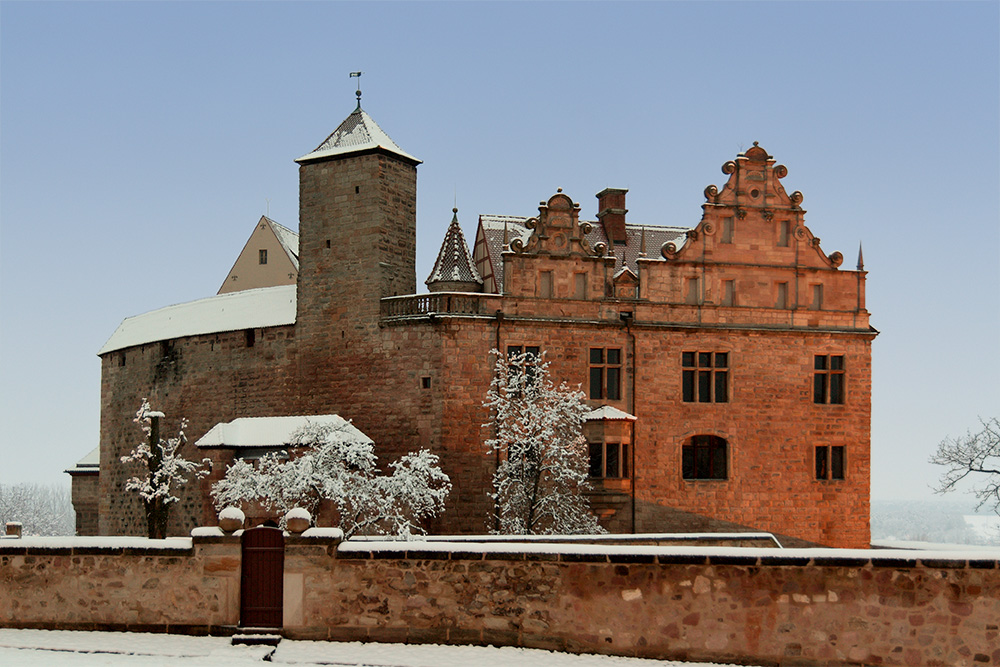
xmin=596 ymin=188 xmax=628 ymax=245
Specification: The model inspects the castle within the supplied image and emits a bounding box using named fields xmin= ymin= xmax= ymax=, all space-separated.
xmin=75 ymin=96 xmax=876 ymax=548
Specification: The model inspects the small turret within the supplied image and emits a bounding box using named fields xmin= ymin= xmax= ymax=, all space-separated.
xmin=426 ymin=209 xmax=483 ymax=293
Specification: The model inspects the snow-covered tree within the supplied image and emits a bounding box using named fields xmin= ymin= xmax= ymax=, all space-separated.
xmin=211 ymin=420 xmax=451 ymax=538
xmin=120 ymin=399 xmax=210 ymax=539
xmin=931 ymin=417 xmax=1000 ymax=514
xmin=484 ymin=350 xmax=605 ymax=535
xmin=0 ymin=482 xmax=74 ymax=536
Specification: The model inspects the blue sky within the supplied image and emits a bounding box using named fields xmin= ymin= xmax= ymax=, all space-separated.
xmin=1 ymin=2 xmax=998 ymax=505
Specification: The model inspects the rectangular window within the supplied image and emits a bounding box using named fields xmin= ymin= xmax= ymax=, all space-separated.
xmin=589 ymin=348 xmax=622 ymax=400
xmin=814 ymin=355 xmax=845 ymax=404
xmin=539 ymin=271 xmax=553 ymax=298
xmin=682 ymin=351 xmax=729 ymax=403
xmin=722 ymin=279 xmax=735 ymax=306
xmin=682 ymin=435 xmax=728 ymax=480
xmin=259 ymin=249 xmax=268 ymax=265
xmin=778 ymin=220 xmax=790 ymax=247
xmin=776 ymin=282 xmax=788 ymax=309
xmin=721 ymin=217 xmax=734 ymax=244
xmin=589 ymin=441 xmax=630 ymax=479
xmin=245 ymin=329 xmax=256 ymax=348
xmin=816 ymin=445 xmax=846 ymax=480
xmin=574 ymin=273 xmax=587 ymax=300
xmin=810 ymin=284 xmax=824 ymax=311
xmin=508 ymin=345 xmax=541 ymax=387
xmin=685 ymin=277 xmax=700 ymax=305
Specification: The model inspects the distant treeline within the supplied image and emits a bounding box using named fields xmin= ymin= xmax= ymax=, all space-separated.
xmin=0 ymin=482 xmax=75 ymax=536
xmin=871 ymin=499 xmax=1000 ymax=546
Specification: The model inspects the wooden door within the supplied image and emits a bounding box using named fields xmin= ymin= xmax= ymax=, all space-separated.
xmin=240 ymin=526 xmax=284 ymax=629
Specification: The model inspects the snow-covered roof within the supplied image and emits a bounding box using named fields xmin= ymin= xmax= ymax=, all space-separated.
xmin=584 ymin=405 xmax=637 ymax=422
xmin=426 ymin=209 xmax=482 ymax=286
xmin=195 ymin=414 xmax=371 ymax=449
xmin=99 ymin=284 xmax=296 ymax=355
xmin=268 ymin=217 xmax=300 ymax=268
xmin=295 ymin=107 xmax=420 ymax=165
xmin=65 ymin=446 xmax=100 ymax=475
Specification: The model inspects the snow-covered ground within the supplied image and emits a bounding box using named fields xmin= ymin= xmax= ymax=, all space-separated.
xmin=0 ymin=629 xmax=744 ymax=666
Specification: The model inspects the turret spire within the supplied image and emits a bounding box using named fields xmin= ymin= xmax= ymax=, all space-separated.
xmin=857 ymin=242 xmax=865 ymax=271
xmin=350 ymin=71 xmax=363 ymax=109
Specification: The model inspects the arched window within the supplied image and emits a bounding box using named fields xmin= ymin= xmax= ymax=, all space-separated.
xmin=682 ymin=435 xmax=728 ymax=480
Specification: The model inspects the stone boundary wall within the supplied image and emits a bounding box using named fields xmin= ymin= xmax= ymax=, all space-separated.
xmin=0 ymin=537 xmax=239 ymax=634
xmin=3 ymin=535 xmax=999 ymax=666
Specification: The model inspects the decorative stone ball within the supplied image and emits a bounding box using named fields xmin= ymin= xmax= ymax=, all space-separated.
xmin=285 ymin=508 xmax=312 ymax=534
xmin=218 ymin=507 xmax=245 ymax=533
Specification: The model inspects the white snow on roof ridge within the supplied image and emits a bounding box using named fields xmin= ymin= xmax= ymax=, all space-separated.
xmin=295 ymin=108 xmax=420 ymax=164
xmin=99 ymin=284 xmax=296 ymax=355
xmin=268 ymin=217 xmax=300 ymax=264
xmin=195 ymin=414 xmax=371 ymax=449
xmin=584 ymin=405 xmax=637 ymax=421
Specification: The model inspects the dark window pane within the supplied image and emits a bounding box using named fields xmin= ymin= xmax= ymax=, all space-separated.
xmin=682 ymin=351 xmax=695 ymax=367
xmin=695 ymin=444 xmax=710 ymax=477
xmin=815 ymin=446 xmax=828 ymax=480
xmin=683 ymin=370 xmax=695 ymax=402
xmin=590 ymin=348 xmax=604 ymax=364
xmin=714 ymin=352 xmax=728 ymax=368
xmin=698 ymin=371 xmax=711 ymax=402
xmin=715 ymin=371 xmax=728 ymax=403
xmin=814 ymin=373 xmax=827 ymax=403
xmin=682 ymin=446 xmax=695 ymax=479
xmin=606 ymin=443 xmax=620 ymax=478
xmin=590 ymin=367 xmax=604 ymax=400
xmin=607 ymin=348 xmax=621 ymax=365
xmin=831 ymin=446 xmax=845 ymax=480
xmin=814 ymin=355 xmax=827 ymax=370
xmin=589 ymin=442 xmax=603 ymax=478
xmin=507 ymin=345 xmax=522 ymax=359
xmin=698 ymin=352 xmax=712 ymax=368
xmin=831 ymin=355 xmax=844 ymax=370
xmin=607 ymin=367 xmax=621 ymax=400
xmin=526 ymin=346 xmax=540 ymax=359
xmin=830 ymin=374 xmax=844 ymax=404
xmin=621 ymin=444 xmax=630 ymax=478
xmin=712 ymin=440 xmax=727 ymax=479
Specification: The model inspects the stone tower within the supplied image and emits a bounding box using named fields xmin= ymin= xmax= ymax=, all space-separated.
xmin=294 ymin=98 xmax=421 ymax=413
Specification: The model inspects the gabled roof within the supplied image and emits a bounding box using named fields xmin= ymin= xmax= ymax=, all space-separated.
xmin=195 ymin=414 xmax=371 ymax=449
xmin=269 ymin=218 xmax=300 ymax=268
xmin=295 ymin=106 xmax=420 ymax=165
xmin=584 ymin=405 xmax=637 ymax=421
xmin=426 ymin=209 xmax=482 ymax=286
xmin=99 ymin=284 xmax=296 ymax=355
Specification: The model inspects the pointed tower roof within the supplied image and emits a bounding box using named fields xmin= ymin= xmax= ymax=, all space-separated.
xmin=295 ymin=105 xmax=420 ymax=165
xmin=426 ymin=209 xmax=483 ymax=292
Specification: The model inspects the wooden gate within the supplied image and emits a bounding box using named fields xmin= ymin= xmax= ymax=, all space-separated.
xmin=240 ymin=526 xmax=284 ymax=629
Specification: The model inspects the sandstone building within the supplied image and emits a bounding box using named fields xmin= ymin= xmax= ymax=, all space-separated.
xmin=81 ymin=99 xmax=876 ymax=548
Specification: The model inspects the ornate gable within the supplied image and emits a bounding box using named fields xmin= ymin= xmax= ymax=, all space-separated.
xmin=511 ymin=190 xmax=598 ymax=257
xmin=664 ymin=143 xmax=844 ymax=270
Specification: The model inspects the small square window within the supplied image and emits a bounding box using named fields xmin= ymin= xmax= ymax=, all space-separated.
xmin=421 ymin=376 xmax=431 ymax=389
xmin=682 ymin=352 xmax=729 ymax=403
xmin=816 ymin=445 xmax=846 ymax=480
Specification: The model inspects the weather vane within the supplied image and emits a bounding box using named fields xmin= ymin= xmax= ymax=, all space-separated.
xmin=350 ymin=71 xmax=363 ymax=108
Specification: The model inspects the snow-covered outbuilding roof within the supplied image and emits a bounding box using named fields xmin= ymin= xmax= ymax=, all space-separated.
xmin=65 ymin=446 xmax=100 ymax=475
xmin=99 ymin=284 xmax=296 ymax=355
xmin=195 ymin=414 xmax=371 ymax=449
xmin=295 ymin=106 xmax=420 ymax=165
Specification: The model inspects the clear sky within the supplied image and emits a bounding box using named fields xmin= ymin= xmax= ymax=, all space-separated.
xmin=1 ymin=2 xmax=998 ymax=505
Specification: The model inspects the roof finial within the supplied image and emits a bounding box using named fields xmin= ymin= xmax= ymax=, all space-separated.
xmin=856 ymin=241 xmax=865 ymax=271
xmin=350 ymin=71 xmax=363 ymax=109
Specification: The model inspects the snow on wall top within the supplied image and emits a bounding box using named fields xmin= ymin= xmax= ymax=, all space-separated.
xmin=195 ymin=414 xmax=372 ymax=449
xmin=65 ymin=445 xmax=100 ymax=474
xmin=98 ymin=284 xmax=296 ymax=355
xmin=295 ymin=107 xmax=420 ymax=165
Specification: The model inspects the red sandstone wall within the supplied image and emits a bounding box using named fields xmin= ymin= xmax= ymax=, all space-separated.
xmin=98 ymin=324 xmax=297 ymax=536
